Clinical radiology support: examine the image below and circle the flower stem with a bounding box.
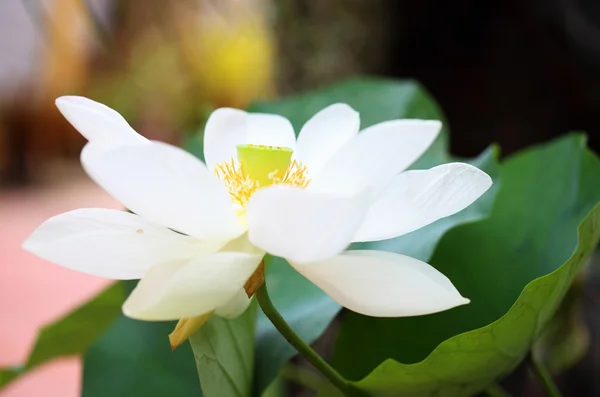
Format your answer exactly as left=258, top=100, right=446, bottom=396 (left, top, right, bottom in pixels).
left=255, top=282, right=360, bottom=396
left=529, top=354, right=563, bottom=397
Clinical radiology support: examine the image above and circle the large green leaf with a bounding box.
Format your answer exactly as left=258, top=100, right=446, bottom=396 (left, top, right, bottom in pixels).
left=0, top=282, right=124, bottom=389
left=81, top=281, right=201, bottom=397
left=331, top=135, right=600, bottom=396
left=190, top=302, right=258, bottom=397
left=249, top=77, right=499, bottom=394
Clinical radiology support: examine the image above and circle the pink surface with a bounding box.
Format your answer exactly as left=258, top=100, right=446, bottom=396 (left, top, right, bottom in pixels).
left=0, top=174, right=121, bottom=397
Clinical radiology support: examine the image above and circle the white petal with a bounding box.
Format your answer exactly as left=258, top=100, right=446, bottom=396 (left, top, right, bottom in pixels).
left=82, top=141, right=243, bottom=241
left=55, top=96, right=148, bottom=147
left=309, top=120, right=441, bottom=197
left=247, top=185, right=369, bottom=264
left=214, top=234, right=262, bottom=318
left=291, top=250, right=469, bottom=317
left=204, top=108, right=248, bottom=171
left=295, top=103, right=359, bottom=177
left=220, top=232, right=265, bottom=256
left=246, top=113, right=296, bottom=149
left=122, top=252, right=263, bottom=320
left=22, top=208, right=214, bottom=279
left=353, top=162, right=493, bottom=242
left=214, top=289, right=252, bottom=318
left=203, top=108, right=295, bottom=171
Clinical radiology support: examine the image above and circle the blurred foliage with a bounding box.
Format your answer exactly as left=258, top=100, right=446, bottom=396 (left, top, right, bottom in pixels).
left=81, top=281, right=200, bottom=397
left=177, top=0, right=275, bottom=109
left=0, top=0, right=276, bottom=184
left=0, top=283, right=124, bottom=389
left=273, top=1, right=394, bottom=94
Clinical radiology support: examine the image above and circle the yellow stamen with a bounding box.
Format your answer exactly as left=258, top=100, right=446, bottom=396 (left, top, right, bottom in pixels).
left=214, top=159, right=257, bottom=207
left=274, top=159, right=310, bottom=188
left=214, top=144, right=310, bottom=207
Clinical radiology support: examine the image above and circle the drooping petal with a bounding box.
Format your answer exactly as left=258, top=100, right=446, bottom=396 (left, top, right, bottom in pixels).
left=203, top=108, right=295, bottom=171
left=214, top=288, right=252, bottom=318
left=220, top=232, right=265, bottom=255
left=81, top=141, right=243, bottom=241
left=55, top=96, right=148, bottom=147
left=291, top=250, right=469, bottom=317
left=122, top=252, right=263, bottom=320
left=294, top=103, right=359, bottom=177
left=309, top=120, right=441, bottom=197
left=22, top=208, right=214, bottom=279
left=354, top=162, right=493, bottom=242
left=247, top=185, right=369, bottom=264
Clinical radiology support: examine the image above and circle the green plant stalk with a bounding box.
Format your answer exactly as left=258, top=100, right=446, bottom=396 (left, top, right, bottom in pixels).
left=255, top=282, right=360, bottom=396
left=529, top=354, right=563, bottom=397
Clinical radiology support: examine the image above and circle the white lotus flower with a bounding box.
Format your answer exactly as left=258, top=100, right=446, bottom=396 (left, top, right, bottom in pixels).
left=23, top=97, right=492, bottom=327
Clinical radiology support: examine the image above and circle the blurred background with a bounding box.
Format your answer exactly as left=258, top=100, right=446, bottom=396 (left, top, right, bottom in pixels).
left=1, top=0, right=600, bottom=396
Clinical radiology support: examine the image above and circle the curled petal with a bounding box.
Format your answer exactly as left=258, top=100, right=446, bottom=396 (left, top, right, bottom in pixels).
left=123, top=252, right=263, bottom=321
left=55, top=96, right=148, bottom=147
left=354, top=162, right=493, bottom=242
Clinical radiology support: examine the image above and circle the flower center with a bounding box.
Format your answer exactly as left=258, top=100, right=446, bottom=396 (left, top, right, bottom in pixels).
left=237, top=144, right=293, bottom=186
left=214, top=144, right=310, bottom=207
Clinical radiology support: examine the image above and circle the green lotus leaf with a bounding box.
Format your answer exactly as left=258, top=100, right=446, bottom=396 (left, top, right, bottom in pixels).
left=330, top=134, right=600, bottom=397
left=190, top=302, right=257, bottom=397
left=81, top=281, right=201, bottom=397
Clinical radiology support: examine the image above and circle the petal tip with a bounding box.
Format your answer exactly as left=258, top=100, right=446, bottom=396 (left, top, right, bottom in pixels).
left=54, top=97, right=71, bottom=113
left=331, top=102, right=358, bottom=113
left=408, top=119, right=442, bottom=138
left=483, top=172, right=494, bottom=188
left=208, top=107, right=247, bottom=120
left=121, top=297, right=147, bottom=321
left=424, top=120, right=443, bottom=136
left=20, top=227, right=45, bottom=254
left=20, top=236, right=34, bottom=253
left=469, top=165, right=494, bottom=193
left=55, top=95, right=88, bottom=109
